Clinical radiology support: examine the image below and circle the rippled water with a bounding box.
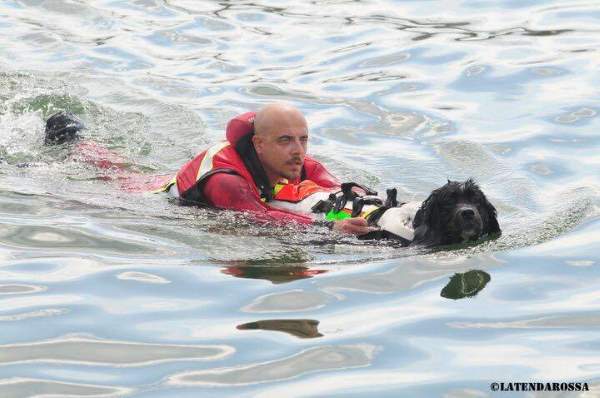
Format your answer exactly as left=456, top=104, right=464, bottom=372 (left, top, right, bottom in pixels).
left=1, top=0, right=599, bottom=396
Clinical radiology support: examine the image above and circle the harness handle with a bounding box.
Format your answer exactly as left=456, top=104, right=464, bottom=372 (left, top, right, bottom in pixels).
left=341, top=182, right=378, bottom=197
left=311, top=194, right=336, bottom=213
left=311, top=182, right=380, bottom=218
left=385, top=188, right=398, bottom=208
left=351, top=197, right=384, bottom=217
left=333, top=193, right=346, bottom=213
left=351, top=197, right=364, bottom=218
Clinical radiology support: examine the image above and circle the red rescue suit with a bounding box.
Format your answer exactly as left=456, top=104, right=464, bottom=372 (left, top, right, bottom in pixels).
left=173, top=112, right=339, bottom=224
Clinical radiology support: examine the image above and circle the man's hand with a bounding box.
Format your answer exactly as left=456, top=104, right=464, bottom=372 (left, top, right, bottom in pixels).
left=332, top=217, right=378, bottom=236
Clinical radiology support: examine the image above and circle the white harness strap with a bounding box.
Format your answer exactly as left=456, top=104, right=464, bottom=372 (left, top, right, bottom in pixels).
left=376, top=202, right=420, bottom=241
left=268, top=191, right=332, bottom=218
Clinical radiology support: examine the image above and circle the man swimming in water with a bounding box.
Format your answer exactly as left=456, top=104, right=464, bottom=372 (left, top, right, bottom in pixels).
left=45, top=103, right=375, bottom=236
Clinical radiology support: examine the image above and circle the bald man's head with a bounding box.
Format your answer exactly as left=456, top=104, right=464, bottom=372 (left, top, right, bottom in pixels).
left=254, top=103, right=307, bottom=137
left=252, top=103, right=309, bottom=185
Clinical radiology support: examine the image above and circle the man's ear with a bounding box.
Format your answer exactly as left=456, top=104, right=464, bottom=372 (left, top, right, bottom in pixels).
left=252, top=134, right=262, bottom=154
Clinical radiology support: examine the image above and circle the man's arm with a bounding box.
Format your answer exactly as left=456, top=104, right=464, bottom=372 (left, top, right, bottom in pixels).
left=202, top=173, right=376, bottom=235
left=202, top=173, right=315, bottom=225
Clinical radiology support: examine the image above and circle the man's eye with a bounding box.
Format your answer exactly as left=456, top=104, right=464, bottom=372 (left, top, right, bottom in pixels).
left=278, top=137, right=291, bottom=144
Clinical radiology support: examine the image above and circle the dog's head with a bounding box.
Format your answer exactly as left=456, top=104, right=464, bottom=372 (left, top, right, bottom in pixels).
left=412, top=179, right=500, bottom=247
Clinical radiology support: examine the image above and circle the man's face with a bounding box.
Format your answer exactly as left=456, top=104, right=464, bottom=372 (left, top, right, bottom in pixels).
left=253, top=126, right=308, bottom=182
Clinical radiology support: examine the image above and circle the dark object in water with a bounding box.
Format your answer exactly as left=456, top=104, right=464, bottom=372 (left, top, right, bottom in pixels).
left=441, top=270, right=491, bottom=300
left=44, top=111, right=85, bottom=145
left=237, top=319, right=323, bottom=339
left=222, top=265, right=326, bottom=284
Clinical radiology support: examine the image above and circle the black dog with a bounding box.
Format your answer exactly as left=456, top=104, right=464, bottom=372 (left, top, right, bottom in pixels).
left=348, top=179, right=500, bottom=247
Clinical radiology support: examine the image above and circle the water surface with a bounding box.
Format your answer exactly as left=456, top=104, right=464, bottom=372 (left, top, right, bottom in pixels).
left=0, top=0, right=599, bottom=396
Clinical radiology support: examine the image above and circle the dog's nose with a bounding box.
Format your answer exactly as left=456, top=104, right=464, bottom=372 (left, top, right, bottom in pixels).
left=460, top=208, right=475, bottom=220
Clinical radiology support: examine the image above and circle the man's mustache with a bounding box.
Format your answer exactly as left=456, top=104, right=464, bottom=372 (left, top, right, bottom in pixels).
left=286, top=157, right=303, bottom=165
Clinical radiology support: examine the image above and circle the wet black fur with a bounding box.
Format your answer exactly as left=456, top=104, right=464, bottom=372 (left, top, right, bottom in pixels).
left=411, top=179, right=501, bottom=247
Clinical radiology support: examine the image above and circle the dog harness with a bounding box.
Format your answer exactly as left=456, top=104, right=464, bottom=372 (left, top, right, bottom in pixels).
left=269, top=182, right=417, bottom=244
left=269, top=181, right=406, bottom=224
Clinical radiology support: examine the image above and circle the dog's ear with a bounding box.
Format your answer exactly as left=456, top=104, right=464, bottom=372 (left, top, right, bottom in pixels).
left=412, top=192, right=442, bottom=246
left=473, top=185, right=501, bottom=235
left=412, top=224, right=430, bottom=245
left=482, top=198, right=501, bottom=235
left=465, top=179, right=501, bottom=236
left=413, top=191, right=438, bottom=228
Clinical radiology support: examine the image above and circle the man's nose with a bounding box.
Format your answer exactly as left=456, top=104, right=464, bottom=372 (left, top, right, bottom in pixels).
left=291, top=138, right=305, bottom=154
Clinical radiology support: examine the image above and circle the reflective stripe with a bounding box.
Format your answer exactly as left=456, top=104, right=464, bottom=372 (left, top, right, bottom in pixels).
left=150, top=176, right=177, bottom=194
left=272, top=179, right=291, bottom=197
left=361, top=206, right=379, bottom=219
left=197, top=141, right=231, bottom=181
left=168, top=182, right=179, bottom=198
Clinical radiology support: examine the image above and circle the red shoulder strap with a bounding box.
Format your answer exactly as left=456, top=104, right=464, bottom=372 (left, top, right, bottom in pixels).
left=274, top=180, right=333, bottom=203
left=226, top=112, right=256, bottom=145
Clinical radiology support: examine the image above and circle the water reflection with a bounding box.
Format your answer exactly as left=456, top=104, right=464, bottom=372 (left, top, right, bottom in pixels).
left=168, top=344, right=376, bottom=386
left=0, top=379, right=130, bottom=398
left=0, top=336, right=234, bottom=366
left=1, top=0, right=600, bottom=396
left=440, top=270, right=491, bottom=300
left=237, top=319, right=323, bottom=339
left=222, top=264, right=326, bottom=284
left=244, top=289, right=331, bottom=313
